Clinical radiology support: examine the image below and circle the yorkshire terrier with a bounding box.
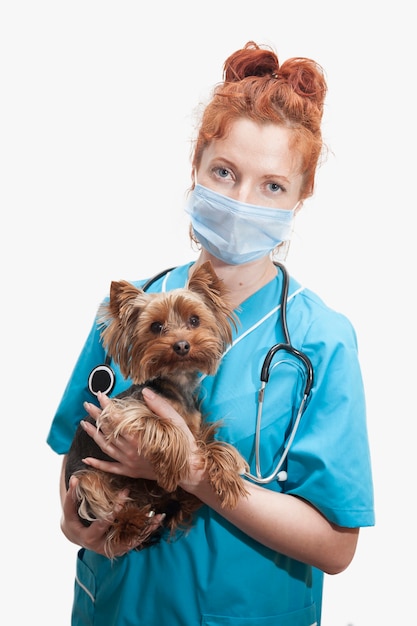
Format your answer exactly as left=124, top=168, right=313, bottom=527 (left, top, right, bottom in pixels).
left=65, top=261, right=249, bottom=558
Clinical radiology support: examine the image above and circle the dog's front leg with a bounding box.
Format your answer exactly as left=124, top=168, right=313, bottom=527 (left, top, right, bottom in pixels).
left=98, top=398, right=194, bottom=493
left=138, top=413, right=193, bottom=493
left=202, top=440, right=250, bottom=509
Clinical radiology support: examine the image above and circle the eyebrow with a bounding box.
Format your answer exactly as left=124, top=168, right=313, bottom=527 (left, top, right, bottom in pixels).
left=209, top=156, right=293, bottom=181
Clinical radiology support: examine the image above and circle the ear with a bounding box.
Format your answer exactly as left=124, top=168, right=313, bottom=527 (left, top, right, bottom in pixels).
left=97, top=281, right=146, bottom=375
left=187, top=261, right=227, bottom=301
left=107, top=280, right=144, bottom=319
left=187, top=261, right=238, bottom=343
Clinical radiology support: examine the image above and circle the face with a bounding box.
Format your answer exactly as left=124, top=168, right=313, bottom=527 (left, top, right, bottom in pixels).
left=196, top=118, right=304, bottom=212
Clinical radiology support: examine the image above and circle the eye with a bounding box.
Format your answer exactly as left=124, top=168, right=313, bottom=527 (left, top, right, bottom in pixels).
left=188, top=315, right=200, bottom=328
left=150, top=321, right=164, bottom=334
left=267, top=182, right=286, bottom=194
left=213, top=166, right=232, bottom=180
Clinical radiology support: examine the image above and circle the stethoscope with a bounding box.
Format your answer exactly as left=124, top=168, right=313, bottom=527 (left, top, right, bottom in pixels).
left=88, top=262, right=314, bottom=484
left=244, top=262, right=314, bottom=484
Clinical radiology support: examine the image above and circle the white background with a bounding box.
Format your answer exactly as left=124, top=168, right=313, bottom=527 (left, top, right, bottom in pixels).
left=1, top=1, right=415, bottom=624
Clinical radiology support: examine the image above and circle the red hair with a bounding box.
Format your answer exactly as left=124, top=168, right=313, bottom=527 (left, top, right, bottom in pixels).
left=192, top=41, right=328, bottom=198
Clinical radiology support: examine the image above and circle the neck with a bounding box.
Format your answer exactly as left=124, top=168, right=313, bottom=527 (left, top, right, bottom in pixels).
left=191, top=252, right=278, bottom=308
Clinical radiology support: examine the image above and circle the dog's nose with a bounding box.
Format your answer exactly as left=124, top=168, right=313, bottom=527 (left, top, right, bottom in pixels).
left=173, top=340, right=190, bottom=356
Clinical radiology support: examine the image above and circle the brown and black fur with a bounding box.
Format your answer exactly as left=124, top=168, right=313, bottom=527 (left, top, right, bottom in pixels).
left=65, top=261, right=249, bottom=558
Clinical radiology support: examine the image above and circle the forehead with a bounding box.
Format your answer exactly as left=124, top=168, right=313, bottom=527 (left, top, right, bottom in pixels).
left=201, top=118, right=302, bottom=178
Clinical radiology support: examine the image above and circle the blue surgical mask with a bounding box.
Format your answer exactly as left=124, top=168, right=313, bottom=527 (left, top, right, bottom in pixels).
left=185, top=184, right=296, bottom=265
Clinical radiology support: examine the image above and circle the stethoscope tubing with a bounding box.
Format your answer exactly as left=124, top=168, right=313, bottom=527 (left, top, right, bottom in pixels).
left=245, top=262, right=314, bottom=484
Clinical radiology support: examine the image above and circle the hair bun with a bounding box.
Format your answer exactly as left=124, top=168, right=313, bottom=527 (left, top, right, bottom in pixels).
left=278, top=57, right=327, bottom=108
left=223, top=42, right=326, bottom=109
left=223, top=41, right=279, bottom=82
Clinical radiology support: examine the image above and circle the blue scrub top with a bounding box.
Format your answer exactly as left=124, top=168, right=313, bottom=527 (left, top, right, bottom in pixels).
left=47, top=262, right=374, bottom=626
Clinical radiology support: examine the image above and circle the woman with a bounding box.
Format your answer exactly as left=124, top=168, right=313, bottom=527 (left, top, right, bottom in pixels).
left=48, top=41, right=374, bottom=625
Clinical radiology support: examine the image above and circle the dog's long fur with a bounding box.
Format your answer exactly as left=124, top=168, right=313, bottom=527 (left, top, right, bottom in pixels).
left=65, top=261, right=249, bottom=558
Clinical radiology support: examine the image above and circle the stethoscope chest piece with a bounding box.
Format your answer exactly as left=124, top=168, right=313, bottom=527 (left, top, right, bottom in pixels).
left=88, top=361, right=115, bottom=396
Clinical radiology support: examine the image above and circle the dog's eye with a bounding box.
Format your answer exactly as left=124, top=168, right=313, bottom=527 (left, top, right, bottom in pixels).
left=150, top=321, right=164, bottom=334
left=188, top=315, right=200, bottom=328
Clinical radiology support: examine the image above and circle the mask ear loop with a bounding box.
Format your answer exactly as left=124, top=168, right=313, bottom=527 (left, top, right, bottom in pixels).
left=273, top=200, right=301, bottom=262
left=189, top=168, right=200, bottom=249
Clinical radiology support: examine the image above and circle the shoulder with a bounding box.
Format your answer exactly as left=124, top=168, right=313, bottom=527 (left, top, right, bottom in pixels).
left=288, top=277, right=359, bottom=350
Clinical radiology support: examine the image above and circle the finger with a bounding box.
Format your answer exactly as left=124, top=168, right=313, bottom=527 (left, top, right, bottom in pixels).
left=80, top=418, right=104, bottom=442
left=97, top=391, right=112, bottom=409
left=81, top=418, right=140, bottom=460
left=65, top=477, right=106, bottom=524
left=80, top=420, right=123, bottom=460
left=142, top=387, right=196, bottom=444
left=130, top=512, right=167, bottom=551
left=84, top=395, right=114, bottom=436
left=64, top=476, right=83, bottom=521
left=83, top=401, right=102, bottom=423
left=147, top=512, right=166, bottom=533
left=65, top=479, right=126, bottom=553
left=83, top=498, right=163, bottom=557
left=64, top=479, right=113, bottom=541
left=141, top=387, right=177, bottom=417
left=142, top=387, right=189, bottom=427
left=82, top=456, right=126, bottom=475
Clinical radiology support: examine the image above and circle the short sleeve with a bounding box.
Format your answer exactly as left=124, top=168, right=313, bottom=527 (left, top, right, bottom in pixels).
left=285, top=306, right=375, bottom=527
left=46, top=317, right=106, bottom=454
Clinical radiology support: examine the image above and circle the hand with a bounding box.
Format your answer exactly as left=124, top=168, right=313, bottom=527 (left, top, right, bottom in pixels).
left=82, top=389, right=205, bottom=492
left=62, top=476, right=165, bottom=556
left=140, top=387, right=207, bottom=493
left=81, top=392, right=157, bottom=480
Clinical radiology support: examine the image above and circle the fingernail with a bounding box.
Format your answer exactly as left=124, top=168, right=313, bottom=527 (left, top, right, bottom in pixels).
left=147, top=510, right=155, bottom=518
left=142, top=387, right=155, bottom=400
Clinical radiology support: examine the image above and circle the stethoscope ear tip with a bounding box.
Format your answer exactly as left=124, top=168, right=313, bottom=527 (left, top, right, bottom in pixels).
left=277, top=471, right=287, bottom=482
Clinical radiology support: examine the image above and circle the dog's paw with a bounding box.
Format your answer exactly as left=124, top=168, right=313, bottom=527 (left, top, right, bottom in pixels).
left=140, top=418, right=193, bottom=492
left=203, top=442, right=250, bottom=508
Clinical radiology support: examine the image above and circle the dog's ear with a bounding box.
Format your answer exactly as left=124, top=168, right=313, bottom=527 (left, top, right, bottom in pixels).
left=187, top=261, right=225, bottom=297
left=98, top=280, right=148, bottom=377
left=100, top=280, right=144, bottom=328
left=107, top=280, right=143, bottom=318
left=187, top=261, right=238, bottom=343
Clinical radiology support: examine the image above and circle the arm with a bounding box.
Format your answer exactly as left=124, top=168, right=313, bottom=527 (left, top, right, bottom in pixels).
left=81, top=389, right=358, bottom=573
left=185, top=466, right=358, bottom=575
left=142, top=389, right=358, bottom=575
